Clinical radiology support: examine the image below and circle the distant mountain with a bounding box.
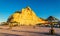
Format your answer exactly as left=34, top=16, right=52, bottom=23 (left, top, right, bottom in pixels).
left=46, top=16, right=59, bottom=22
left=7, top=6, right=47, bottom=25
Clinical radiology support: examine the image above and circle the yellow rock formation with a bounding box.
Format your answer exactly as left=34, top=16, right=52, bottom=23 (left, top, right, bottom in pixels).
left=7, top=6, right=46, bottom=25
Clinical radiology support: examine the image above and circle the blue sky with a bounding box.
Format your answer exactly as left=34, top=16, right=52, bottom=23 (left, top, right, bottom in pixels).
left=0, top=0, right=60, bottom=22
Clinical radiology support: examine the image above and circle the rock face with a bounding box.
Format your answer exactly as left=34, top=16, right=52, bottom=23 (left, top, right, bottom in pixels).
left=7, top=6, right=46, bottom=25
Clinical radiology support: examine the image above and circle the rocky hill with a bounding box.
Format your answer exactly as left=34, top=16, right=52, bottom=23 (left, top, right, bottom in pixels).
left=7, top=6, right=47, bottom=25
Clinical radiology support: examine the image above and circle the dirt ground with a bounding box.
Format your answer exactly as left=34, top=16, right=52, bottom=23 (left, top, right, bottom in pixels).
left=0, top=26, right=60, bottom=36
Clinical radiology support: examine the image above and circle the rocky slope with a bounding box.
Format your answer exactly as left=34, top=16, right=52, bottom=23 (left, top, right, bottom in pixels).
left=7, top=6, right=47, bottom=25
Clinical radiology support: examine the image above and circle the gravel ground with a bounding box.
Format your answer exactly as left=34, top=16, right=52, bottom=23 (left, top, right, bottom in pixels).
left=0, top=26, right=60, bottom=36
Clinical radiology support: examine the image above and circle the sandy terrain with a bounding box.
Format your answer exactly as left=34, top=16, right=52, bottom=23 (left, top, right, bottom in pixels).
left=0, top=26, right=60, bottom=36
